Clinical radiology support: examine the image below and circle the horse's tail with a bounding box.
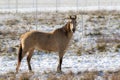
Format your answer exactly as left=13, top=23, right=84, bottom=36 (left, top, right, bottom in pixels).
left=18, top=43, right=22, bottom=62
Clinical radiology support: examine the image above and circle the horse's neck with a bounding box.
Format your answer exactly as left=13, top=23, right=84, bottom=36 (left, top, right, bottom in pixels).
left=54, top=22, right=71, bottom=35
left=64, top=22, right=70, bottom=27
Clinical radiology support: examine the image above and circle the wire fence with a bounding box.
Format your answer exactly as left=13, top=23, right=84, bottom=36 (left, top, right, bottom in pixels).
left=0, top=0, right=119, bottom=28
left=0, top=0, right=120, bottom=12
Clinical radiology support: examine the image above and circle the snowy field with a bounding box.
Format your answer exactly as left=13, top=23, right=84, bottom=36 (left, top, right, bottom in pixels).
left=1, top=6, right=120, bottom=13
left=0, top=6, right=120, bottom=79
left=0, top=0, right=120, bottom=8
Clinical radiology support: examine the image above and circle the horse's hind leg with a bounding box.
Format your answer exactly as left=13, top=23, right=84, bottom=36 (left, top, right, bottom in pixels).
left=27, top=49, right=34, bottom=72
left=16, top=50, right=27, bottom=73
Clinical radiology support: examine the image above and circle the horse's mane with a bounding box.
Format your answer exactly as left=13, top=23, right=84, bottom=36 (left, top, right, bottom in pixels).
left=54, top=22, right=71, bottom=37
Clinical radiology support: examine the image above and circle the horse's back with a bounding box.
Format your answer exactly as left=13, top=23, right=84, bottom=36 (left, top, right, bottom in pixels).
left=21, top=31, right=53, bottom=40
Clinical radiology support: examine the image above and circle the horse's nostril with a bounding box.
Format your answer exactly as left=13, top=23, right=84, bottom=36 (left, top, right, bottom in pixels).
left=73, top=28, right=75, bottom=32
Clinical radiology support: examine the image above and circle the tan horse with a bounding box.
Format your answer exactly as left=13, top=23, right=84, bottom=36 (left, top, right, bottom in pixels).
left=16, top=15, right=77, bottom=73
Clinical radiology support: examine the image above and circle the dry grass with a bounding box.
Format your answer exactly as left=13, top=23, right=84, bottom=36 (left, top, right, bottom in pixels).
left=47, top=71, right=74, bottom=80
left=95, top=36, right=120, bottom=52
left=76, top=46, right=82, bottom=56
left=86, top=31, right=102, bottom=37
left=0, top=72, right=15, bottom=80
left=47, top=71, right=97, bottom=80
left=77, top=49, right=82, bottom=56
left=115, top=44, right=120, bottom=49
left=4, top=19, right=19, bottom=26
left=19, top=72, right=33, bottom=80
left=114, top=44, right=120, bottom=52
left=103, top=71, right=120, bottom=80
left=111, top=74, right=120, bottom=80
left=20, top=11, right=73, bottom=26
left=1, top=71, right=120, bottom=80
left=1, top=10, right=120, bottom=26
left=0, top=72, right=34, bottom=80
left=79, top=10, right=120, bottom=16
left=22, top=16, right=35, bottom=25
left=47, top=75, right=59, bottom=80
left=96, top=43, right=107, bottom=52
left=110, top=74, right=120, bottom=80
left=80, top=71, right=98, bottom=80
left=84, top=42, right=107, bottom=54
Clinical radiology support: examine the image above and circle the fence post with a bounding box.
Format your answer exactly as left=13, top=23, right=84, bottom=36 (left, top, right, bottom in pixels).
left=8, top=0, right=10, bottom=10
left=56, top=0, right=58, bottom=12
left=35, top=0, right=38, bottom=30
left=33, top=0, right=35, bottom=8
left=16, top=0, right=18, bottom=13
left=76, top=0, right=79, bottom=13
left=98, top=0, right=100, bottom=10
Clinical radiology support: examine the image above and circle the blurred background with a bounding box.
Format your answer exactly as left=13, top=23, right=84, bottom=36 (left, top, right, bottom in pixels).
left=0, top=0, right=120, bottom=12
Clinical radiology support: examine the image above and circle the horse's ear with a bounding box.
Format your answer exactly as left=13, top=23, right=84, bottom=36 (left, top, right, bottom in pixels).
left=70, top=15, right=73, bottom=19
left=74, top=15, right=77, bottom=19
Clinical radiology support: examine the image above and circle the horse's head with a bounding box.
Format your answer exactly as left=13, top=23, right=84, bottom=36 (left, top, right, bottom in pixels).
left=62, top=15, right=77, bottom=37
left=69, top=15, right=77, bottom=33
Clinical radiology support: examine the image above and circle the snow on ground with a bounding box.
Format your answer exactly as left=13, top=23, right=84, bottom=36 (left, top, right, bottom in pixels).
left=0, top=51, right=120, bottom=75
left=0, top=6, right=120, bottom=13
left=0, top=7, right=120, bottom=80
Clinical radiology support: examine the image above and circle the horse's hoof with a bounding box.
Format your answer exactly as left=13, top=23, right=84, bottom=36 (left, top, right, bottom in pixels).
left=29, top=70, right=34, bottom=74
left=15, top=71, right=18, bottom=74
left=15, top=70, right=18, bottom=74
left=57, top=69, right=62, bottom=73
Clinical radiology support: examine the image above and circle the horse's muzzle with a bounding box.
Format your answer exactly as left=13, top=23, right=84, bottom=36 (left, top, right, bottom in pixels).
left=73, top=28, right=76, bottom=33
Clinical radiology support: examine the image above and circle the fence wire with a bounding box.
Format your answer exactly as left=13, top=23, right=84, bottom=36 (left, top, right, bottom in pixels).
left=0, top=0, right=120, bottom=11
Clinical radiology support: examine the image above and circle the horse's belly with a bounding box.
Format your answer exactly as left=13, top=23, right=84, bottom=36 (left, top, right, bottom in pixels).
left=35, top=44, right=59, bottom=52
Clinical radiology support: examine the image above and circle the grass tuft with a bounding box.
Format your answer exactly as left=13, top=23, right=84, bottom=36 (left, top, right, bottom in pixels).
left=96, top=43, right=107, bottom=52
left=4, top=19, right=19, bottom=26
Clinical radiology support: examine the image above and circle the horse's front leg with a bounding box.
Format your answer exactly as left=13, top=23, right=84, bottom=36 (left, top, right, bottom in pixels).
left=57, top=51, right=65, bottom=72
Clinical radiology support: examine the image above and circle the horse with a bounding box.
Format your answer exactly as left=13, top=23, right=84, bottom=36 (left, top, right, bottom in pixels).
left=16, top=15, right=77, bottom=73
